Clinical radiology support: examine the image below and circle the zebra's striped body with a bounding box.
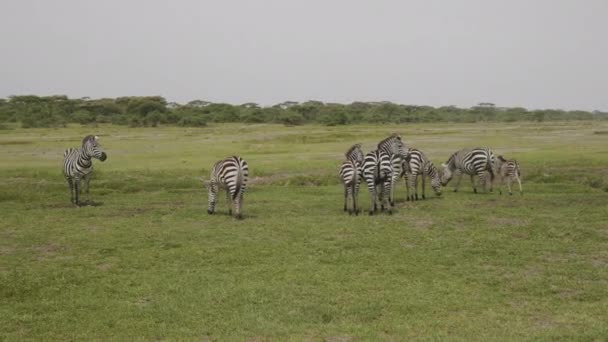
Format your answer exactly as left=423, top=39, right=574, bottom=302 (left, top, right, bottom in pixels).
left=377, top=134, right=408, bottom=206
left=339, top=144, right=364, bottom=215
left=496, top=155, right=523, bottom=195
left=62, top=135, right=107, bottom=205
left=441, top=147, right=495, bottom=193
left=362, top=150, right=393, bottom=215
left=207, top=156, right=249, bottom=219
left=401, top=148, right=442, bottom=201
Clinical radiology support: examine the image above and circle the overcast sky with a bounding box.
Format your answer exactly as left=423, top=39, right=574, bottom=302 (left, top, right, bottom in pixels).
left=1, top=0, right=606, bottom=110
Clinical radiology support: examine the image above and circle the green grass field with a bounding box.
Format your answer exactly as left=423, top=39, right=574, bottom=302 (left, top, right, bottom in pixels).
left=1, top=122, right=607, bottom=340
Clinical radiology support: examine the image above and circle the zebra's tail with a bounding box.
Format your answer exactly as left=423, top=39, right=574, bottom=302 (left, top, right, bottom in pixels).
left=234, top=157, right=244, bottom=200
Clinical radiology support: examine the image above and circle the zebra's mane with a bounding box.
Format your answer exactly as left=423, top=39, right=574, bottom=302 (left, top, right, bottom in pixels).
left=82, top=135, right=98, bottom=147
left=378, top=134, right=401, bottom=146
left=444, top=152, right=457, bottom=170
left=345, top=143, right=362, bottom=158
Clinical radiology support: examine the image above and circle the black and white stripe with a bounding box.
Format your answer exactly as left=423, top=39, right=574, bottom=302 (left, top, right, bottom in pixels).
left=339, top=144, right=364, bottom=215
left=401, top=148, right=442, bottom=201
left=62, top=135, right=107, bottom=205
left=377, top=134, right=408, bottom=205
left=362, top=149, right=393, bottom=215
left=440, top=147, right=495, bottom=193
left=496, top=155, right=523, bottom=195
left=206, top=156, right=249, bottom=219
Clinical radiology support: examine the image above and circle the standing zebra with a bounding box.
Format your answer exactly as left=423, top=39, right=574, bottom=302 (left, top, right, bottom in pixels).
left=377, top=134, right=408, bottom=205
left=62, top=135, right=107, bottom=206
left=362, top=149, right=393, bottom=215
left=440, top=147, right=496, bottom=193
left=401, top=148, right=442, bottom=201
left=339, top=143, right=364, bottom=215
left=206, top=156, right=249, bottom=219
left=496, top=155, right=523, bottom=195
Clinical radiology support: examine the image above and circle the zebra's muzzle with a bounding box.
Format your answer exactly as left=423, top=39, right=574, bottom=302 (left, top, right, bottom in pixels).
left=99, top=152, right=107, bottom=161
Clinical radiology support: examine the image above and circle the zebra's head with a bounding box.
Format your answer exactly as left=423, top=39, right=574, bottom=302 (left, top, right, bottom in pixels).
left=82, top=135, right=107, bottom=161
left=346, top=143, right=364, bottom=164
left=430, top=165, right=442, bottom=196
left=440, top=153, right=456, bottom=186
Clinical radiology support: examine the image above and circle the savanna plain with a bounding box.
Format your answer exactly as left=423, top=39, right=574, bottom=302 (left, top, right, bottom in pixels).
left=1, top=121, right=607, bottom=341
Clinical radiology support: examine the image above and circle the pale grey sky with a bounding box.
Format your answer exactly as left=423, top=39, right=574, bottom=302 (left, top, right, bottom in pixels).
left=1, top=0, right=607, bottom=110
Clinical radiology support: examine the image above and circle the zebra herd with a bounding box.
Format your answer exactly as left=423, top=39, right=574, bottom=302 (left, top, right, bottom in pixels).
left=62, top=134, right=522, bottom=219
left=339, top=134, right=523, bottom=216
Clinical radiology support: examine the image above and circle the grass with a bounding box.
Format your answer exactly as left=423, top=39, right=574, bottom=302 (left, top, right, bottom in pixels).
left=1, top=121, right=607, bottom=340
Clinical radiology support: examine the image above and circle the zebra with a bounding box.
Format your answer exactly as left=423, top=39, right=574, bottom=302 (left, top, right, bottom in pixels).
left=206, top=156, right=249, bottom=219
left=62, top=135, right=107, bottom=206
left=339, top=143, right=364, bottom=215
left=345, top=143, right=364, bottom=164
left=496, top=155, right=523, bottom=195
left=362, top=149, right=393, bottom=215
left=440, top=147, right=496, bottom=193
left=401, top=148, right=442, bottom=201
left=377, top=134, right=408, bottom=205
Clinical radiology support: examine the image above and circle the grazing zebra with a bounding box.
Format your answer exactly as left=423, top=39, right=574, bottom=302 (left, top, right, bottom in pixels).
left=401, top=148, right=442, bottom=201
left=206, top=156, right=249, bottom=219
left=496, top=155, right=523, bottom=195
left=62, top=135, right=107, bottom=206
left=377, top=134, right=408, bottom=205
left=362, top=149, right=393, bottom=215
left=440, top=147, right=496, bottom=193
left=340, top=143, right=364, bottom=215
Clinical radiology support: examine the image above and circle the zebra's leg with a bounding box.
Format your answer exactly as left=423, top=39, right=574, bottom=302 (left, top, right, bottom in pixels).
left=343, top=185, right=349, bottom=212
left=421, top=173, right=426, bottom=200
left=234, top=191, right=244, bottom=219
left=207, top=183, right=218, bottom=215
left=384, top=179, right=393, bottom=214
left=507, top=177, right=513, bottom=195
left=366, top=176, right=376, bottom=215
left=390, top=176, right=396, bottom=207
left=454, top=173, right=463, bottom=192
left=83, top=173, right=92, bottom=205
left=414, top=174, right=420, bottom=200
left=516, top=175, right=523, bottom=195
left=226, top=189, right=233, bottom=216
left=74, top=178, right=82, bottom=206
left=352, top=180, right=359, bottom=215
left=404, top=174, right=411, bottom=201
left=471, top=174, right=478, bottom=193
left=67, top=178, right=75, bottom=204
left=488, top=169, right=495, bottom=193
left=498, top=175, right=504, bottom=195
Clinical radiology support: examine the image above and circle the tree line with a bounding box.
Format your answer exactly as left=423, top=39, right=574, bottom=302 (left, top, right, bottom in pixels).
left=0, top=95, right=606, bottom=128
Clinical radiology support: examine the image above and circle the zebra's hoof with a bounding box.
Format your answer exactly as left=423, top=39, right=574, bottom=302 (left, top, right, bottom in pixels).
left=369, top=211, right=374, bottom=216
left=207, top=210, right=214, bottom=215
left=453, top=189, right=458, bottom=192
left=422, top=195, right=426, bottom=200
left=509, top=192, right=513, bottom=196
left=473, top=189, right=477, bottom=194
left=388, top=210, right=393, bottom=215
left=235, top=214, right=243, bottom=220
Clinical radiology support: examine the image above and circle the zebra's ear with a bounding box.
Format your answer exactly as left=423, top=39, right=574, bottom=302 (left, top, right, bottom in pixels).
left=441, top=163, right=447, bottom=168
left=94, top=135, right=99, bottom=141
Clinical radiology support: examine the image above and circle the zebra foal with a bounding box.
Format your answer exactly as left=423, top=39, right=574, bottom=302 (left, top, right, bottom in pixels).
left=205, top=156, right=249, bottom=219
left=401, top=148, right=442, bottom=201
left=440, top=147, right=495, bottom=193
left=339, top=143, right=364, bottom=215
left=496, top=155, right=523, bottom=195
left=62, top=135, right=107, bottom=206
